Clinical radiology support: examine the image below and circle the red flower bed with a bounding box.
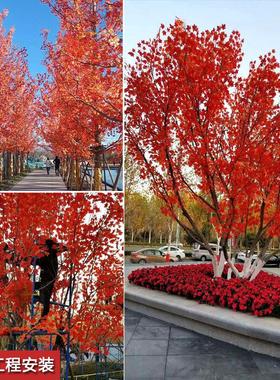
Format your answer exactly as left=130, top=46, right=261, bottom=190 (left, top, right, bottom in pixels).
left=128, top=264, right=280, bottom=317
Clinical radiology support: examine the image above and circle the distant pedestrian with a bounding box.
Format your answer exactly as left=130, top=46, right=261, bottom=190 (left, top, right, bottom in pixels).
left=53, top=156, right=61, bottom=176
left=46, top=158, right=52, bottom=175
left=165, top=253, right=171, bottom=262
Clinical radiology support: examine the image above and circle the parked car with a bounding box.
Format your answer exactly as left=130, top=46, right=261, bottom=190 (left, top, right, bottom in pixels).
left=159, top=246, right=185, bottom=261
left=264, top=254, right=280, bottom=267
left=192, top=243, right=221, bottom=261
left=236, top=251, right=257, bottom=263
left=236, top=252, right=280, bottom=267
left=130, top=248, right=178, bottom=264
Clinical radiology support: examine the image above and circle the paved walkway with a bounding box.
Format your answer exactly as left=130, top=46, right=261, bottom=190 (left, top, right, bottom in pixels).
left=125, top=309, right=280, bottom=380
left=11, top=170, right=67, bottom=192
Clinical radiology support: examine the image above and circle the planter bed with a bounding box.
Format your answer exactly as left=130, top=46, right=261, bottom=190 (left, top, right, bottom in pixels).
left=128, top=264, right=280, bottom=317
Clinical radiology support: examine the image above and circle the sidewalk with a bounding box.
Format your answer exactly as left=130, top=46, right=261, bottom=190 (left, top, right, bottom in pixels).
left=11, top=170, right=67, bottom=191
left=125, top=309, right=280, bottom=380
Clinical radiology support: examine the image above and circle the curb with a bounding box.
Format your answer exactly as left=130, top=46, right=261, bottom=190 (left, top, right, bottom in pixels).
left=126, top=281, right=280, bottom=358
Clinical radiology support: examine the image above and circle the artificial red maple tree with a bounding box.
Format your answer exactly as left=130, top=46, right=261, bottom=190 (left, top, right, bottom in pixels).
left=126, top=19, right=280, bottom=280
left=0, top=10, right=36, bottom=178
left=0, top=2, right=122, bottom=190
left=0, top=193, right=123, bottom=351
left=39, top=0, right=123, bottom=190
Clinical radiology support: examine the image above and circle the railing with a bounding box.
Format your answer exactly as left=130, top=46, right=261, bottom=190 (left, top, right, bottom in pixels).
left=80, top=160, right=123, bottom=191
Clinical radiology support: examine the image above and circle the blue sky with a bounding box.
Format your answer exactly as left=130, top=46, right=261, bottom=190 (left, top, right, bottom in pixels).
left=124, top=0, right=280, bottom=76
left=1, top=0, right=59, bottom=76
left=1, top=0, right=279, bottom=78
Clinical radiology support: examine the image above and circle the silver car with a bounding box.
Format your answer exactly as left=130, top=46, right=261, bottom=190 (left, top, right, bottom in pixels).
left=192, top=243, right=219, bottom=261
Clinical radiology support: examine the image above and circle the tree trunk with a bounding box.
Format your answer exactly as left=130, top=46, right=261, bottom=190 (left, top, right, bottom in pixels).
left=2, top=152, right=6, bottom=180
left=12, top=153, right=15, bottom=176
left=168, top=232, right=172, bottom=245
left=65, top=157, right=70, bottom=183
left=131, top=230, right=134, bottom=242
left=148, top=229, right=152, bottom=244
left=75, top=158, right=81, bottom=190
left=7, top=152, right=11, bottom=179
left=13, top=152, right=19, bottom=176
left=67, top=158, right=75, bottom=190
left=20, top=153, right=24, bottom=173
left=0, top=154, right=3, bottom=182
left=93, top=131, right=102, bottom=191
left=144, top=231, right=147, bottom=242
left=61, top=157, right=65, bottom=180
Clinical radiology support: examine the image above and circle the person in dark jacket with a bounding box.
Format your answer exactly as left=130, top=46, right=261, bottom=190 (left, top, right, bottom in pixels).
left=53, top=156, right=61, bottom=176
left=37, top=239, right=59, bottom=316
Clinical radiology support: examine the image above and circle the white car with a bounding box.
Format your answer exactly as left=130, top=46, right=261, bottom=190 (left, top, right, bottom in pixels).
left=237, top=251, right=257, bottom=263
left=192, top=243, right=221, bottom=262
left=159, top=246, right=185, bottom=261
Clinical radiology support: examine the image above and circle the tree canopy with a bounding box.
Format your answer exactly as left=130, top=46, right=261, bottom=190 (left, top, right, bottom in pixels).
left=40, top=0, right=123, bottom=159
left=0, top=10, right=36, bottom=155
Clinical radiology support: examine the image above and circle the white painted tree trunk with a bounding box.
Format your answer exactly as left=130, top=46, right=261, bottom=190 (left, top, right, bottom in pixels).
left=148, top=229, right=152, bottom=244
left=211, top=255, right=218, bottom=277
left=241, top=256, right=252, bottom=277
left=248, top=258, right=265, bottom=280
left=212, top=237, right=240, bottom=279
left=211, top=254, right=265, bottom=281
left=216, top=237, right=225, bottom=278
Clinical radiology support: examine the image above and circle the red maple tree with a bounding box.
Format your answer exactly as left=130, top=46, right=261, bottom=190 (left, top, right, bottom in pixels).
left=39, top=0, right=123, bottom=190
left=0, top=10, right=36, bottom=176
left=0, top=193, right=123, bottom=351
left=126, top=20, right=280, bottom=280
left=0, top=2, right=122, bottom=189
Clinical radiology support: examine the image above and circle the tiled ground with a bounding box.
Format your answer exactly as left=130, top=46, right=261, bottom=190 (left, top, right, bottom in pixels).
left=125, top=309, right=280, bottom=380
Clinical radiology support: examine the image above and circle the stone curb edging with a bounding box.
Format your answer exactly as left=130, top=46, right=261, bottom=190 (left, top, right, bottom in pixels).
left=126, top=282, right=280, bottom=358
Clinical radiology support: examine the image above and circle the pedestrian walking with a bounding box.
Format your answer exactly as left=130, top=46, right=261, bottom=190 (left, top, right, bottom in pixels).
left=46, top=158, right=52, bottom=175
left=53, top=156, right=61, bottom=176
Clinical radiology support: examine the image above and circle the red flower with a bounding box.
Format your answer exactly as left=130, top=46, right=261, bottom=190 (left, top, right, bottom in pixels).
left=128, top=264, right=280, bottom=317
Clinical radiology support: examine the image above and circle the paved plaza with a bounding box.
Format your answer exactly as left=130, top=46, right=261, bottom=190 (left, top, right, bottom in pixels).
left=125, top=309, right=280, bottom=380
